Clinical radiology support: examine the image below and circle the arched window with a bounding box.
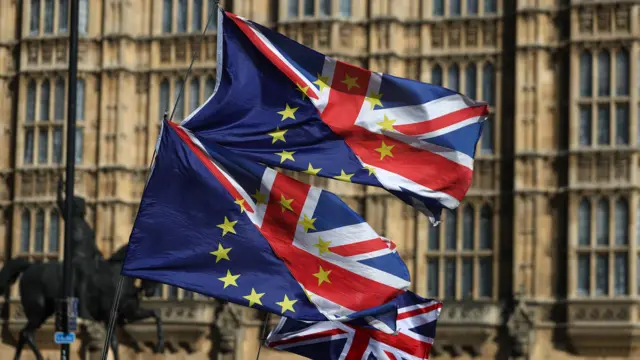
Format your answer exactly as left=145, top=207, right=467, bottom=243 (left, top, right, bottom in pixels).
left=462, top=205, right=474, bottom=250
left=597, top=50, right=610, bottom=96
left=174, top=79, right=185, bottom=121
left=339, top=0, right=351, bottom=16
left=162, top=0, right=172, bottom=32
left=49, top=210, right=59, bottom=252
left=38, top=127, right=48, bottom=163
left=467, top=0, right=478, bottom=14
left=24, top=129, right=34, bottom=164
left=479, top=204, right=492, bottom=249
left=614, top=198, right=628, bottom=245
left=577, top=254, right=589, bottom=296
left=30, top=0, right=40, bottom=35
left=192, top=0, right=203, bottom=31
left=431, top=65, right=443, bottom=86
left=177, top=0, right=187, bottom=32
left=480, top=115, right=493, bottom=154
left=447, top=64, right=459, bottom=92
left=596, top=198, right=609, bottom=246
left=428, top=223, right=439, bottom=250
left=288, top=0, right=299, bottom=17
left=579, top=51, right=592, bottom=97
left=304, top=0, right=314, bottom=16
left=44, top=0, right=54, bottom=33
left=615, top=49, right=629, bottom=96
left=482, top=62, right=495, bottom=106
left=75, top=129, right=83, bottom=164
left=597, top=104, right=609, bottom=145
left=485, top=0, right=496, bottom=13
left=320, top=0, right=331, bottom=16
left=205, top=76, right=215, bottom=98
left=616, top=104, right=628, bottom=145
left=54, top=78, right=65, bottom=120
left=76, top=79, right=85, bottom=121
left=78, top=0, right=88, bottom=34
left=461, top=257, right=472, bottom=298
left=465, top=63, right=477, bottom=99
left=159, top=79, right=170, bottom=118
left=427, top=258, right=439, bottom=297
left=26, top=80, right=36, bottom=122
left=577, top=199, right=591, bottom=246
left=34, top=210, right=45, bottom=252
left=445, top=208, right=457, bottom=250
left=450, top=0, right=461, bottom=16
left=189, top=78, right=200, bottom=113
left=614, top=252, right=627, bottom=295
left=579, top=105, right=592, bottom=146
left=53, top=127, right=62, bottom=164
left=59, top=0, right=69, bottom=32
left=595, top=254, right=608, bottom=296
left=40, top=81, right=50, bottom=121
left=433, top=0, right=444, bottom=16
left=21, top=210, right=31, bottom=252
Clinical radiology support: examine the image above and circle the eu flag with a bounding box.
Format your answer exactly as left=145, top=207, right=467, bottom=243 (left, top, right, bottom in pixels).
left=122, top=120, right=411, bottom=331
left=181, top=9, right=488, bottom=224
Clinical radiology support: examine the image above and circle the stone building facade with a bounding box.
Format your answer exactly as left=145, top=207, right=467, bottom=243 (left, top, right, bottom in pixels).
left=0, top=0, right=639, bottom=359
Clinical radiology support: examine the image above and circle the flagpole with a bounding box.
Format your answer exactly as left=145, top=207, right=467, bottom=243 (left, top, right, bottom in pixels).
left=60, top=0, right=79, bottom=359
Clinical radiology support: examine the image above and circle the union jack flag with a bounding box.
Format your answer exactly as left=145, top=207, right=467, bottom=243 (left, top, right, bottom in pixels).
left=123, top=120, right=410, bottom=331
left=266, top=291, right=443, bottom=360
left=182, top=9, right=489, bottom=224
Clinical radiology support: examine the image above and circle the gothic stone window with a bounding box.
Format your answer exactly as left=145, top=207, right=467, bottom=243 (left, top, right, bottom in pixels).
left=577, top=48, right=629, bottom=147
left=433, top=0, right=494, bottom=17
left=287, top=0, right=350, bottom=18
left=427, top=204, right=495, bottom=299
left=163, top=0, right=218, bottom=33
left=19, top=207, right=61, bottom=261
left=159, top=75, right=215, bottom=122
left=29, top=0, right=86, bottom=35
left=23, top=78, right=84, bottom=166
left=576, top=197, right=631, bottom=297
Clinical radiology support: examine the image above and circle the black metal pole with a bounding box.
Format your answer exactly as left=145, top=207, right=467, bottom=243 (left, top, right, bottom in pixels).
left=60, top=0, right=79, bottom=358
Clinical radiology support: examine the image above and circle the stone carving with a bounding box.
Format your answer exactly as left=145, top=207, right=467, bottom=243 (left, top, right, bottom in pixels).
left=614, top=7, right=629, bottom=32
left=175, top=42, right=186, bottom=62
left=506, top=296, right=534, bottom=358
left=160, top=41, right=171, bottom=63
left=571, top=305, right=630, bottom=322
left=27, top=44, right=38, bottom=64
left=596, top=8, right=610, bottom=32
left=578, top=8, right=593, bottom=34
left=431, top=25, right=443, bottom=48
left=41, top=44, right=52, bottom=63
left=483, top=23, right=496, bottom=46
left=466, top=25, right=478, bottom=46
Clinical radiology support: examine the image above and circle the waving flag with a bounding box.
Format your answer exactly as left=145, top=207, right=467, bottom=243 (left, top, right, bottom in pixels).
left=182, top=9, right=488, bottom=224
left=122, top=120, right=410, bottom=330
left=266, top=291, right=442, bottom=360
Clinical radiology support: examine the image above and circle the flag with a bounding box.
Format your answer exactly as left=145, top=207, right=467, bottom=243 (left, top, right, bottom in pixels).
left=122, top=120, right=411, bottom=330
left=181, top=9, right=489, bottom=224
left=266, top=291, right=442, bottom=360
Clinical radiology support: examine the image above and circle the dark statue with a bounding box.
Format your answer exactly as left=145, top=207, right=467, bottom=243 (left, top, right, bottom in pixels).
left=0, top=179, right=165, bottom=360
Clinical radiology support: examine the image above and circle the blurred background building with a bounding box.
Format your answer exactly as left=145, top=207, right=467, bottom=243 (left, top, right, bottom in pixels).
left=0, top=0, right=639, bottom=359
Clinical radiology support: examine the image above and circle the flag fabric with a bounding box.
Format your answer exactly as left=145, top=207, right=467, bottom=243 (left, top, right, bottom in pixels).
left=122, top=120, right=411, bottom=330
left=182, top=9, right=489, bottom=224
left=266, top=291, right=442, bottom=360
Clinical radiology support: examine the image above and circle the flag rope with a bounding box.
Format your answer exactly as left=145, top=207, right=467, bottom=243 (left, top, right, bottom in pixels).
left=256, top=312, right=271, bottom=360
left=99, top=2, right=221, bottom=359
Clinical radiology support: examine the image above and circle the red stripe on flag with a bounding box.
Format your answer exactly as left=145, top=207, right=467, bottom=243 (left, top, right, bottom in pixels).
left=397, top=302, right=443, bottom=321
left=351, top=326, right=431, bottom=358
left=344, top=329, right=371, bottom=360
left=169, top=122, right=254, bottom=213
left=268, top=328, right=347, bottom=348
left=321, top=62, right=472, bottom=201
left=384, top=351, right=398, bottom=360
left=393, top=105, right=489, bottom=136
left=330, top=238, right=389, bottom=257
left=226, top=12, right=319, bottom=100
left=259, top=173, right=404, bottom=311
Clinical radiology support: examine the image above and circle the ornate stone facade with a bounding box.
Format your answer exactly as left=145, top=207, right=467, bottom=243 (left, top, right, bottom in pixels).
left=1, top=0, right=640, bottom=359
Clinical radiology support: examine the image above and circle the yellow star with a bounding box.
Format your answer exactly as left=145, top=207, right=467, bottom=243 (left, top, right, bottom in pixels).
left=275, top=150, right=296, bottom=164
left=333, top=170, right=354, bottom=182
left=376, top=114, right=396, bottom=132
left=375, top=141, right=395, bottom=160
left=365, top=91, right=383, bottom=110
left=303, top=163, right=322, bottom=175
left=277, top=104, right=298, bottom=121
left=313, top=74, right=330, bottom=92
left=218, top=270, right=240, bottom=289
left=217, top=217, right=238, bottom=236
left=298, top=214, right=317, bottom=232
left=341, top=73, right=360, bottom=91
left=313, top=266, right=332, bottom=286
left=296, top=83, right=310, bottom=100
left=234, top=198, right=247, bottom=213
left=210, top=243, right=232, bottom=263
left=251, top=190, right=268, bottom=205
left=276, top=295, right=298, bottom=314
left=279, top=194, right=294, bottom=212
left=363, top=166, right=376, bottom=175
left=268, top=127, right=288, bottom=144
left=243, top=288, right=265, bottom=307
left=313, top=237, right=332, bottom=256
